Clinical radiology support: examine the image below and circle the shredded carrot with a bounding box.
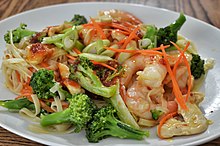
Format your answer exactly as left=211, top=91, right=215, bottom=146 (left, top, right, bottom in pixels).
left=172, top=42, right=190, bottom=76
left=117, top=39, right=126, bottom=45
left=39, top=100, right=54, bottom=113
left=160, top=45, right=188, bottom=110
left=16, top=94, right=54, bottom=113
left=72, top=48, right=81, bottom=54
left=66, top=54, right=76, bottom=61
left=110, top=23, right=132, bottom=33
left=121, top=26, right=140, bottom=50
left=115, top=29, right=130, bottom=35
left=157, top=111, right=178, bottom=139
left=20, top=79, right=33, bottom=95
left=28, top=67, right=36, bottom=73
left=61, top=101, right=69, bottom=110
left=171, top=41, right=192, bottom=102
left=90, top=18, right=106, bottom=39
left=91, top=60, right=117, bottom=71
left=104, top=46, right=168, bottom=56
left=15, top=71, right=21, bottom=83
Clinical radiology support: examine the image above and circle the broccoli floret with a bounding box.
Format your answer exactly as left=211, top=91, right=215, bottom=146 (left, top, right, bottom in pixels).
left=190, top=54, right=205, bottom=79
left=157, top=12, right=186, bottom=46
left=40, top=93, right=96, bottom=132
left=0, top=98, right=34, bottom=111
left=86, top=104, right=149, bottom=143
left=71, top=14, right=88, bottom=26
left=4, top=23, right=35, bottom=44
left=30, top=69, right=56, bottom=99
left=142, top=13, right=186, bottom=48
left=69, top=56, right=117, bottom=98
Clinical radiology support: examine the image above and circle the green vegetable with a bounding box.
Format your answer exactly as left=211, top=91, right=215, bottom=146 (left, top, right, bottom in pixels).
left=40, top=93, right=96, bottom=132
left=42, top=26, right=78, bottom=51
left=109, top=82, right=139, bottom=129
left=150, top=109, right=164, bottom=120
left=86, top=104, right=149, bottom=143
left=30, top=69, right=56, bottom=99
left=71, top=14, right=88, bottom=26
left=0, top=98, right=34, bottom=111
left=142, top=13, right=186, bottom=48
left=157, top=12, right=186, bottom=47
left=142, top=25, right=157, bottom=48
left=4, top=23, right=35, bottom=44
left=69, top=56, right=117, bottom=98
left=190, top=54, right=205, bottom=79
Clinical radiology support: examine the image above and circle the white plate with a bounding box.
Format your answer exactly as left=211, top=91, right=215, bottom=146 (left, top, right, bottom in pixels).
left=0, top=2, right=220, bottom=146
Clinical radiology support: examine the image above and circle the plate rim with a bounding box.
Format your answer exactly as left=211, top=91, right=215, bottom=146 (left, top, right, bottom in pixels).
left=0, top=2, right=219, bottom=146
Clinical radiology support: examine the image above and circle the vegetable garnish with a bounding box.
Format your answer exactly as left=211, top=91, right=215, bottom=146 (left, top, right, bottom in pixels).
left=104, top=45, right=170, bottom=56
left=120, top=26, right=140, bottom=50
left=171, top=41, right=192, bottom=101
left=91, top=60, right=117, bottom=72
left=160, top=44, right=188, bottom=110
left=157, top=111, right=178, bottom=139
left=90, top=18, right=106, bottom=39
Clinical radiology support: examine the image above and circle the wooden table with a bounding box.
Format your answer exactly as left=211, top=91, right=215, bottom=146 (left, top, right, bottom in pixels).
left=0, top=0, right=219, bottom=145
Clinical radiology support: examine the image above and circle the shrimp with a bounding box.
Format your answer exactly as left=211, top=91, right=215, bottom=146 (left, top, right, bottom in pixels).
left=158, top=102, right=209, bottom=138
left=98, top=9, right=142, bottom=25
left=120, top=54, right=177, bottom=121
left=163, top=65, right=192, bottom=93
left=25, top=43, right=54, bottom=65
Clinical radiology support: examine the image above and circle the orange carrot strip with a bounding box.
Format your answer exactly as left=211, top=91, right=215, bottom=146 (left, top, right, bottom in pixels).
left=171, top=41, right=192, bottom=102
left=115, top=29, right=130, bottom=35
left=117, top=39, right=126, bottom=45
left=16, top=93, right=54, bottom=113
left=91, top=18, right=106, bottom=39
left=172, top=42, right=190, bottom=76
left=160, top=45, right=188, bottom=110
left=104, top=46, right=166, bottom=56
left=15, top=71, right=21, bottom=83
left=39, top=100, right=54, bottom=113
left=61, top=101, right=69, bottom=109
left=72, top=48, right=81, bottom=54
left=111, top=23, right=132, bottom=33
left=91, top=60, right=117, bottom=71
left=66, top=54, right=76, bottom=61
left=121, top=26, right=140, bottom=50
left=157, top=111, right=178, bottom=139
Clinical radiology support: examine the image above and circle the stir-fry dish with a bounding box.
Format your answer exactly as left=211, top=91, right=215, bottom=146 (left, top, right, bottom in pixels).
left=0, top=9, right=214, bottom=142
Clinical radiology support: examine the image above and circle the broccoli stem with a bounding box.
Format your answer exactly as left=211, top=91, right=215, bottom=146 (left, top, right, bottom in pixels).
left=0, top=98, right=34, bottom=110
left=88, top=114, right=149, bottom=143
left=41, top=108, right=71, bottom=127
left=106, top=117, right=149, bottom=140
left=170, top=12, right=186, bottom=33
left=74, top=71, right=116, bottom=98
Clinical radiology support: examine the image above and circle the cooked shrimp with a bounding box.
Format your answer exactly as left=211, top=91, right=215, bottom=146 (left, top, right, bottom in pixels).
left=25, top=43, right=54, bottom=65
left=120, top=54, right=177, bottom=121
left=158, top=102, right=209, bottom=138
left=163, top=65, right=190, bottom=89
left=98, top=9, right=142, bottom=25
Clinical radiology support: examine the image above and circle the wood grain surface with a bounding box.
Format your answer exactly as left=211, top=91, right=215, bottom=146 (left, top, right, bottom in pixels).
left=0, top=0, right=220, bottom=145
